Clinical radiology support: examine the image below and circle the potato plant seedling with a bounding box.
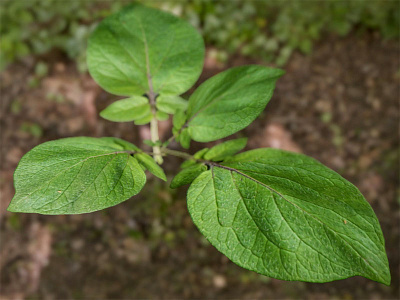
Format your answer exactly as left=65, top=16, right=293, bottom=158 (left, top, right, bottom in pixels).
left=8, top=3, right=390, bottom=285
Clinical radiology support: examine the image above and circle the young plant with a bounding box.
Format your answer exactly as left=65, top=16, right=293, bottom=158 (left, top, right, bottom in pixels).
left=7, top=4, right=390, bottom=285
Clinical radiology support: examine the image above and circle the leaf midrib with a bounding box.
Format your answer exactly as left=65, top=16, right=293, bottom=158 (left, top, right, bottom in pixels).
left=187, top=73, right=274, bottom=125
left=14, top=151, right=133, bottom=204
left=231, top=163, right=381, bottom=243
left=211, top=163, right=385, bottom=283
left=227, top=168, right=352, bottom=276
left=42, top=154, right=131, bottom=213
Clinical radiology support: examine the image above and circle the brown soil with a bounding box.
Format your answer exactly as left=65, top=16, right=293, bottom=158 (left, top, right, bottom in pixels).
left=0, top=33, right=399, bottom=299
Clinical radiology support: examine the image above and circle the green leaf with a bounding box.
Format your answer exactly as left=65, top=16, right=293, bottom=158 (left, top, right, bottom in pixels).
left=138, top=163, right=146, bottom=171
left=87, top=3, right=205, bottom=96
left=143, top=139, right=156, bottom=147
left=8, top=137, right=146, bottom=215
left=134, top=111, right=153, bottom=125
left=187, top=148, right=390, bottom=285
left=100, top=137, right=139, bottom=151
left=135, top=153, right=167, bottom=181
left=143, top=140, right=162, bottom=147
left=179, top=128, right=191, bottom=149
left=100, top=96, right=150, bottom=122
left=186, top=65, right=284, bottom=142
left=204, top=137, right=247, bottom=161
left=180, top=149, right=209, bottom=169
left=194, top=148, right=209, bottom=159
left=180, top=159, right=196, bottom=169
left=156, top=95, right=188, bottom=114
left=170, top=164, right=207, bottom=189
left=156, top=111, right=169, bottom=121
left=173, top=109, right=187, bottom=131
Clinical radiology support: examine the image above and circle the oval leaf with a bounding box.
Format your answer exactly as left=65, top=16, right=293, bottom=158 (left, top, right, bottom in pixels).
left=203, top=137, right=247, bottom=161
left=100, top=96, right=150, bottom=122
left=156, top=111, right=169, bottom=121
left=170, top=163, right=207, bottom=189
left=187, top=148, right=390, bottom=284
left=135, top=153, right=167, bottom=181
left=180, top=159, right=196, bottom=169
left=179, top=149, right=209, bottom=169
left=134, top=111, right=153, bottom=125
left=194, top=148, right=210, bottom=159
left=186, top=65, right=284, bottom=142
left=87, top=3, right=205, bottom=96
left=179, top=128, right=191, bottom=149
left=156, top=95, right=188, bottom=114
left=173, top=109, right=187, bottom=131
left=8, top=137, right=146, bottom=214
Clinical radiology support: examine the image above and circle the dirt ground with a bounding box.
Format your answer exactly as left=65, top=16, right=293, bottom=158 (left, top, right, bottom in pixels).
left=0, top=32, right=399, bottom=299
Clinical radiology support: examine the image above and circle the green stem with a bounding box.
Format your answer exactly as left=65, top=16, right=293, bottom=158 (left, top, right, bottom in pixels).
left=161, top=148, right=213, bottom=167
left=161, top=148, right=194, bottom=161
left=161, top=134, right=175, bottom=151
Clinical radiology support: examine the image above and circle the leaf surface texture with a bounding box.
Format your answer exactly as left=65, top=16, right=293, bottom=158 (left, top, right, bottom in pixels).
left=87, top=3, right=204, bottom=96
left=8, top=137, right=146, bottom=214
left=188, top=148, right=390, bottom=284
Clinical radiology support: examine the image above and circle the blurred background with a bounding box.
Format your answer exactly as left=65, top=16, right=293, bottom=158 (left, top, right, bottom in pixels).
left=0, top=0, right=399, bottom=299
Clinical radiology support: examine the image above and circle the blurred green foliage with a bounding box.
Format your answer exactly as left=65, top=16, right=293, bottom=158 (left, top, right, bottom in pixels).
left=19, top=122, right=43, bottom=138
left=176, top=0, right=399, bottom=65
left=1, top=0, right=398, bottom=71
left=0, top=0, right=124, bottom=71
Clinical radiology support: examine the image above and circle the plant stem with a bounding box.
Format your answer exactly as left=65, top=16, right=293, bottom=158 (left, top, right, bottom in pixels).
left=161, top=134, right=176, bottom=151
left=160, top=122, right=188, bottom=151
left=146, top=72, right=162, bottom=164
left=150, top=113, right=163, bottom=164
left=143, top=30, right=163, bottom=165
left=148, top=87, right=162, bottom=164
left=161, top=148, right=194, bottom=160
left=148, top=91, right=162, bottom=164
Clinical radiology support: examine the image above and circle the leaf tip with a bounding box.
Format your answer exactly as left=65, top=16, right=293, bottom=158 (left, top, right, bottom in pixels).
left=378, top=268, right=391, bottom=286
left=6, top=200, right=22, bottom=213
left=277, top=68, right=286, bottom=77
left=160, top=174, right=167, bottom=182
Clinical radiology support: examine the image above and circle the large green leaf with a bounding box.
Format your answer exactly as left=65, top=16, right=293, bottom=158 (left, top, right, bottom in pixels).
left=8, top=137, right=146, bottom=214
left=87, top=3, right=204, bottom=96
left=186, top=65, right=284, bottom=142
left=187, top=148, right=390, bottom=284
